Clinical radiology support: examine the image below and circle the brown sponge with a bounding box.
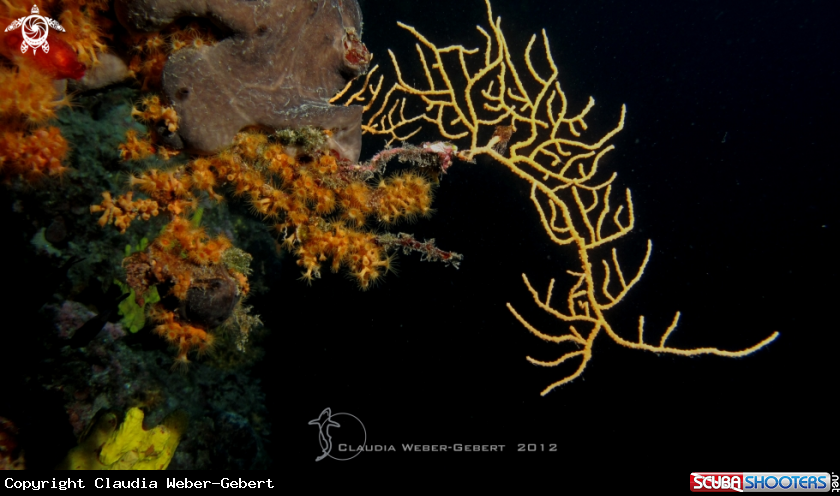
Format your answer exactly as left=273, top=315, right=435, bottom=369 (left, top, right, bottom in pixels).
left=116, top=0, right=371, bottom=161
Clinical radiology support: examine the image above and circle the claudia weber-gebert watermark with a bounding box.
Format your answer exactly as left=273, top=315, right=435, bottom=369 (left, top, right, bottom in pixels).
left=4, top=4, right=65, bottom=55
left=308, top=407, right=515, bottom=462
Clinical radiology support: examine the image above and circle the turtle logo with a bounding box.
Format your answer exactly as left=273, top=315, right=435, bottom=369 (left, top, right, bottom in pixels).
left=4, top=5, right=65, bottom=55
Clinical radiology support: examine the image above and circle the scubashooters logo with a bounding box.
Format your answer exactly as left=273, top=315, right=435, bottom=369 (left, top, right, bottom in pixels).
left=308, top=408, right=367, bottom=462
left=4, top=5, right=65, bottom=55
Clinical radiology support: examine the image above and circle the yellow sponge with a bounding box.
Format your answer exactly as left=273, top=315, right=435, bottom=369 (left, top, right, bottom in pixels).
left=59, top=407, right=187, bottom=470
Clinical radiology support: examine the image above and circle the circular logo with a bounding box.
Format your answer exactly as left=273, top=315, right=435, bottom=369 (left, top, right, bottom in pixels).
left=22, top=15, right=49, bottom=50
left=308, top=407, right=367, bottom=462
left=326, top=412, right=366, bottom=461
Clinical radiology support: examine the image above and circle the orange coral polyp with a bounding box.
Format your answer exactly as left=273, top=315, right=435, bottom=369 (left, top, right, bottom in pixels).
left=374, top=172, right=433, bottom=224
left=119, top=130, right=155, bottom=161
left=132, top=95, right=179, bottom=132
left=318, top=154, right=338, bottom=174
left=234, top=132, right=267, bottom=160
left=339, top=181, right=371, bottom=209
left=314, top=189, right=336, bottom=214
left=156, top=235, right=175, bottom=250
left=58, top=6, right=108, bottom=67
left=190, top=168, right=216, bottom=190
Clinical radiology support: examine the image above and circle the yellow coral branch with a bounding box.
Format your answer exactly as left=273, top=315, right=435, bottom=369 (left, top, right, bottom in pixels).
left=353, top=0, right=780, bottom=395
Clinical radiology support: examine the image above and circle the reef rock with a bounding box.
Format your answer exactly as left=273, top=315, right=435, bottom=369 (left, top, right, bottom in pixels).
left=116, top=0, right=371, bottom=161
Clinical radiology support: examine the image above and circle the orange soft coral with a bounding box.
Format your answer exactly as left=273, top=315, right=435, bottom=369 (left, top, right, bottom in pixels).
left=118, top=129, right=155, bottom=161
left=373, top=172, right=434, bottom=224
left=127, top=168, right=196, bottom=216
left=126, top=24, right=216, bottom=90
left=0, top=65, right=68, bottom=122
left=1, top=6, right=76, bottom=186
left=89, top=191, right=160, bottom=233
left=0, top=125, right=69, bottom=183
left=150, top=308, right=215, bottom=368
left=95, top=127, right=440, bottom=290
left=156, top=217, right=232, bottom=266
left=210, top=131, right=431, bottom=288
left=291, top=222, right=395, bottom=289
left=58, top=1, right=110, bottom=67
left=131, top=95, right=178, bottom=133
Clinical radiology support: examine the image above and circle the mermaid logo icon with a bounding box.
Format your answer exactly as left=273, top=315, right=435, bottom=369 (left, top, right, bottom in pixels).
left=4, top=5, right=66, bottom=55
left=308, top=408, right=366, bottom=462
